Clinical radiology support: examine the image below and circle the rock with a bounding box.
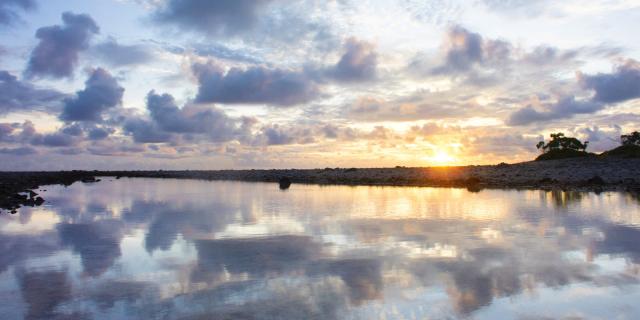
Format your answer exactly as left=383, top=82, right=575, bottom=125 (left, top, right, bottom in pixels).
left=586, top=175, right=605, bottom=185
left=34, top=197, right=45, bottom=205
left=279, top=177, right=292, bottom=190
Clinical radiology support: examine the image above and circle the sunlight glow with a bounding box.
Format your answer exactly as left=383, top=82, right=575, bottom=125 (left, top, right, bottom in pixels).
left=430, top=150, right=456, bottom=164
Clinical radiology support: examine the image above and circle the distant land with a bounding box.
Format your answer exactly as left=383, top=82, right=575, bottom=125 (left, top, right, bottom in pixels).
left=2, top=155, right=640, bottom=213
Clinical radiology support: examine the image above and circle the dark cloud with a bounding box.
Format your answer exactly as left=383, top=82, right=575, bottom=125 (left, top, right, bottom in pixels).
left=0, top=70, right=66, bottom=115
left=0, top=123, right=15, bottom=141
left=26, top=12, right=99, bottom=79
left=259, top=124, right=316, bottom=145
left=61, top=123, right=84, bottom=136
left=327, top=38, right=378, bottom=82
left=507, top=59, right=640, bottom=126
left=123, top=90, right=251, bottom=144
left=31, top=132, right=78, bottom=147
left=147, top=91, right=238, bottom=140
left=193, top=62, right=319, bottom=106
left=152, top=0, right=274, bottom=37
left=123, top=118, right=173, bottom=143
left=92, top=38, right=154, bottom=67
left=0, top=146, right=37, bottom=155
left=440, top=26, right=483, bottom=71
left=431, top=25, right=513, bottom=74
left=0, top=0, right=35, bottom=25
left=263, top=125, right=297, bottom=145
left=578, top=59, right=640, bottom=104
left=60, top=68, right=124, bottom=122
left=88, top=126, right=113, bottom=140
left=507, top=96, right=604, bottom=126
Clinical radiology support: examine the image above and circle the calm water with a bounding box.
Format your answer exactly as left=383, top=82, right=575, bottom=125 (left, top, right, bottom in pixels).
left=2, top=179, right=640, bottom=319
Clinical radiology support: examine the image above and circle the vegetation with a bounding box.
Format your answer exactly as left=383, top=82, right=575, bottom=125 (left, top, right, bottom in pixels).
left=535, top=133, right=593, bottom=161
left=621, top=131, right=640, bottom=146
left=601, top=131, right=640, bottom=158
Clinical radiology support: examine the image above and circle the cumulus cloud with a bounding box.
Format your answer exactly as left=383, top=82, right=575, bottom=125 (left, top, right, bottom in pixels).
left=147, top=90, right=241, bottom=140
left=193, top=62, right=319, bottom=106
left=508, top=59, right=640, bottom=126
left=88, top=127, right=113, bottom=140
left=0, top=0, right=35, bottom=25
left=0, top=70, right=66, bottom=115
left=152, top=0, right=273, bottom=37
left=259, top=124, right=316, bottom=145
left=432, top=25, right=512, bottom=74
left=123, top=118, right=173, bottom=144
left=26, top=12, right=99, bottom=79
left=578, top=59, right=640, bottom=104
left=327, top=38, right=378, bottom=82
left=507, top=96, right=603, bottom=126
left=92, top=38, right=154, bottom=67
left=124, top=90, right=251, bottom=144
left=30, top=132, right=78, bottom=147
left=60, top=68, right=124, bottom=122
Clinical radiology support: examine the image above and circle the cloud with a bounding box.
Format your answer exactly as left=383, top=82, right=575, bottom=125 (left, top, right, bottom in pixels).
left=147, top=91, right=238, bottom=140
left=87, top=127, right=113, bottom=140
left=508, top=59, right=640, bottom=126
left=440, top=26, right=483, bottom=71
left=123, top=90, right=251, bottom=144
left=123, top=118, right=173, bottom=143
left=327, top=38, right=378, bottom=82
left=152, top=0, right=273, bottom=37
left=0, top=0, right=35, bottom=25
left=92, top=38, right=154, bottom=67
left=578, top=59, right=640, bottom=104
left=0, top=146, right=37, bottom=155
left=507, top=96, right=604, bottom=126
left=0, top=70, right=66, bottom=115
left=193, top=62, right=319, bottom=106
left=26, top=12, right=99, bottom=79
left=432, top=25, right=512, bottom=74
left=31, top=132, right=78, bottom=147
left=60, top=68, right=124, bottom=122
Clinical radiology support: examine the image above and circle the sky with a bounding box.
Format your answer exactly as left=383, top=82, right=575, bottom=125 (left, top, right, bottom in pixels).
left=0, top=0, right=639, bottom=170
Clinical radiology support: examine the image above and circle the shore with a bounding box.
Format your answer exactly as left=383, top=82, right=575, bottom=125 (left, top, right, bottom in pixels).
left=2, top=157, right=640, bottom=212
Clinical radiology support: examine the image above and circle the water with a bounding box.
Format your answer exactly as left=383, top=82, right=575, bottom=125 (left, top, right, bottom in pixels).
left=1, top=178, right=640, bottom=319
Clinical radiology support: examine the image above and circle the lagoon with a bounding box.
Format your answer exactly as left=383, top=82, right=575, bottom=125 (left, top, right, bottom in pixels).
left=1, top=178, right=640, bottom=319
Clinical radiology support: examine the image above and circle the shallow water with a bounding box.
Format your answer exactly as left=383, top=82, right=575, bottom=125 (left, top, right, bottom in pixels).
left=1, top=178, right=640, bottom=319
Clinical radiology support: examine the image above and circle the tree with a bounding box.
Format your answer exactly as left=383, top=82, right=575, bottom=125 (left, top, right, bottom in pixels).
left=621, top=131, right=640, bottom=146
left=536, top=133, right=589, bottom=153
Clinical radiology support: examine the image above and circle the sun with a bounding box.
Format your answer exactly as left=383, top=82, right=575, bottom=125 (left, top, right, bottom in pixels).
left=431, top=150, right=456, bottom=165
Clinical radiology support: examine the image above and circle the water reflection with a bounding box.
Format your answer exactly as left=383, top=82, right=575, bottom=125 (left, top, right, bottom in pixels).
left=0, top=178, right=639, bottom=319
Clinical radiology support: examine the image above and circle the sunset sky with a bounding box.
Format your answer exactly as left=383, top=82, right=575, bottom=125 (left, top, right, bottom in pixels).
left=1, top=0, right=639, bottom=170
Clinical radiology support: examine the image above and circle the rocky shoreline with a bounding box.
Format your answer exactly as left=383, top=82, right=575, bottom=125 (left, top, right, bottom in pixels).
left=2, top=157, right=640, bottom=213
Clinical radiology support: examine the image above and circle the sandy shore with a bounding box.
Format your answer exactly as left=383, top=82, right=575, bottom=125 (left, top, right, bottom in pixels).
left=2, top=157, right=640, bottom=212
